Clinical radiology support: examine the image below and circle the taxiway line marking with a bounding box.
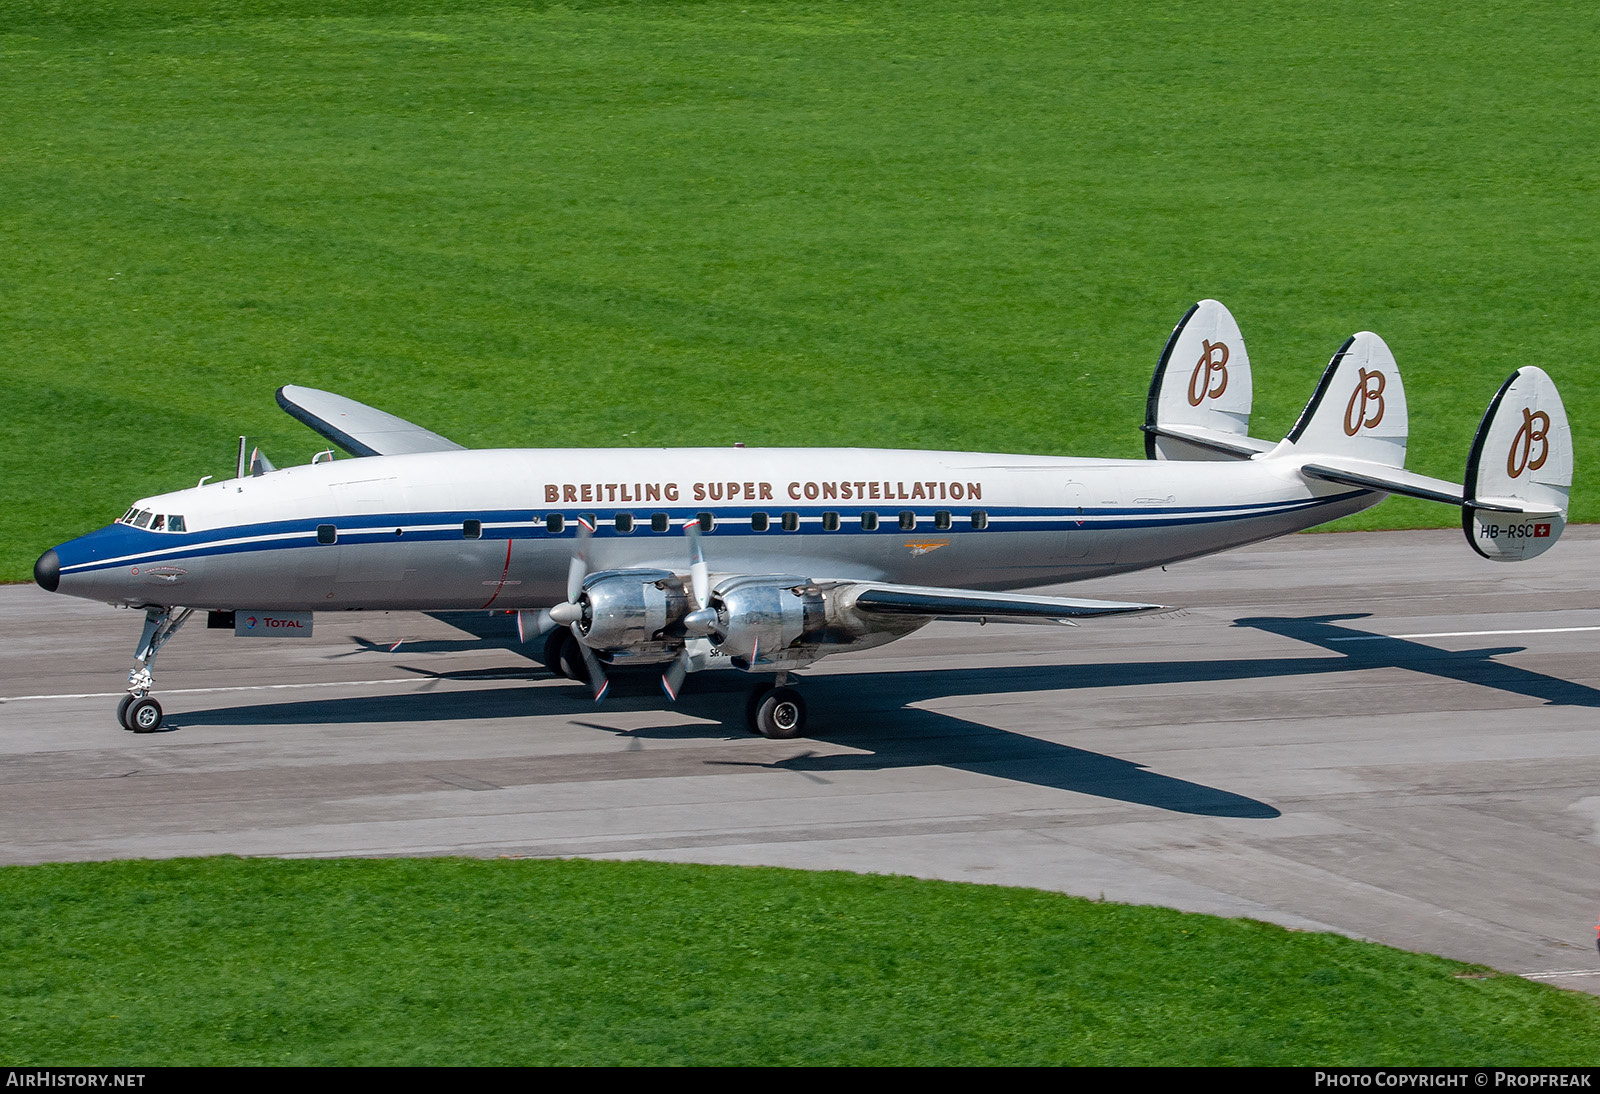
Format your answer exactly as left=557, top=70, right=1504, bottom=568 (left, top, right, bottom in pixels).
left=0, top=678, right=433, bottom=703
left=1522, top=969, right=1600, bottom=981
left=1329, top=626, right=1600, bottom=643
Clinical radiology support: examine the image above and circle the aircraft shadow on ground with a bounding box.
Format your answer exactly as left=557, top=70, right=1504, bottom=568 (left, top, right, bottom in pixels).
left=175, top=611, right=1600, bottom=819
left=186, top=641, right=1293, bottom=816
left=1232, top=613, right=1600, bottom=709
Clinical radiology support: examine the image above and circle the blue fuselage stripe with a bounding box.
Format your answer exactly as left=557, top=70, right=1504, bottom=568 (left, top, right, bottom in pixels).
left=56, top=492, right=1368, bottom=576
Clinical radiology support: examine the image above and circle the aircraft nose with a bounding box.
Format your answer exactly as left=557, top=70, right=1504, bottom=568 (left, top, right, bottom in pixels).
left=34, top=549, right=60, bottom=593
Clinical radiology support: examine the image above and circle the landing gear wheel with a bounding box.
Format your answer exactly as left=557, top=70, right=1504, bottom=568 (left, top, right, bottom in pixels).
left=542, top=629, right=590, bottom=683
left=126, top=697, right=163, bottom=734
left=557, top=639, right=590, bottom=684
left=541, top=628, right=570, bottom=674
left=753, top=686, right=806, bottom=740
left=744, top=685, right=770, bottom=735
left=117, top=694, right=135, bottom=731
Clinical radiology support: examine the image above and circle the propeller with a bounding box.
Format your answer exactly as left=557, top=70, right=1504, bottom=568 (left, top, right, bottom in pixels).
left=662, top=518, right=718, bottom=701
left=546, top=516, right=608, bottom=702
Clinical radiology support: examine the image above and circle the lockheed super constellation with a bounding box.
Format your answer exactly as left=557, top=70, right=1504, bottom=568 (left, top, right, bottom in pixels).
left=35, top=301, right=1572, bottom=738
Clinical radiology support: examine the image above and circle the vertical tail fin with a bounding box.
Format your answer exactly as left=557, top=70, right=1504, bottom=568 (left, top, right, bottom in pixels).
left=1284, top=332, right=1408, bottom=467
left=1143, top=300, right=1260, bottom=460
left=1463, top=366, right=1571, bottom=561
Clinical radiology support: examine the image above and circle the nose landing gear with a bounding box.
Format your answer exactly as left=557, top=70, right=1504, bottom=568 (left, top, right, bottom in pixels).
left=118, top=606, right=193, bottom=732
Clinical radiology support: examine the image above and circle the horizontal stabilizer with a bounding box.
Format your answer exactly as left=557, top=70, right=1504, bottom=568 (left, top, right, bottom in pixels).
left=845, top=583, right=1162, bottom=623
left=1299, top=458, right=1463, bottom=506
left=1144, top=423, right=1276, bottom=460
left=276, top=386, right=466, bottom=458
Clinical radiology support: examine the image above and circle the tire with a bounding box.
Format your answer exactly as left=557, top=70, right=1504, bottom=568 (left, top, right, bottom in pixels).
left=744, top=685, right=771, bottom=734
left=117, top=694, right=135, bottom=731
left=753, top=686, right=806, bottom=740
left=556, top=635, right=590, bottom=684
left=127, top=697, right=163, bottom=734
left=541, top=628, right=570, bottom=674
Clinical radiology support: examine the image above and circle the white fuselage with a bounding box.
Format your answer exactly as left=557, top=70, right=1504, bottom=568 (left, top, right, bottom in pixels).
left=51, top=446, right=1374, bottom=612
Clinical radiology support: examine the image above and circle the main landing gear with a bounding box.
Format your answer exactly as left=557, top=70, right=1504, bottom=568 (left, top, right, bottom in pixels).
left=541, top=628, right=590, bottom=684
left=118, top=606, right=193, bottom=733
left=745, top=674, right=807, bottom=740
left=546, top=628, right=809, bottom=739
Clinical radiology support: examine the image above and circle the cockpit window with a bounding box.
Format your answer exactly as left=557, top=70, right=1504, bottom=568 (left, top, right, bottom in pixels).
left=132, top=510, right=154, bottom=529
left=121, top=508, right=137, bottom=524
left=167, top=515, right=186, bottom=533
left=151, top=514, right=165, bottom=531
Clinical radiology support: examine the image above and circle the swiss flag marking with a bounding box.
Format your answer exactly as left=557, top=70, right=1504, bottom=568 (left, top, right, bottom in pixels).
left=1535, top=524, right=1551, bottom=538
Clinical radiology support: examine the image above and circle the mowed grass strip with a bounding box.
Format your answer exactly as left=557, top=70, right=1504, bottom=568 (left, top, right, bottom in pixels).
left=2, top=856, right=1598, bottom=1066
left=4, top=1, right=1598, bottom=580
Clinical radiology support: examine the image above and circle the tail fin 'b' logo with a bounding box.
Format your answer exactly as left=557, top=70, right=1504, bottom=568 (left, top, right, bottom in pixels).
left=1343, top=368, right=1386, bottom=436
left=1186, top=340, right=1229, bottom=406
left=1507, top=408, right=1550, bottom=478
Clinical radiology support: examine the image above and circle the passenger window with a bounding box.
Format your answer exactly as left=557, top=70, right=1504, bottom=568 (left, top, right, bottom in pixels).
left=750, top=512, right=770, bottom=532
left=899, top=510, right=916, bottom=531
left=860, top=511, right=879, bottom=531
left=696, top=512, right=715, bottom=532
left=462, top=519, right=482, bottom=539
left=167, top=515, right=186, bottom=533
left=651, top=512, right=670, bottom=533
left=579, top=513, right=598, bottom=532
left=615, top=513, right=634, bottom=533
left=546, top=514, right=565, bottom=534
left=822, top=512, right=839, bottom=531
left=971, top=510, right=988, bottom=530
left=934, top=510, right=951, bottom=531
left=780, top=512, right=799, bottom=532
left=316, top=524, right=338, bottom=545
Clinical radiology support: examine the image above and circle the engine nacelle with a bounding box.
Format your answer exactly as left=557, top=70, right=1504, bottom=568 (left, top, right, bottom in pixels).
left=709, top=576, right=925, bottom=671
left=575, top=569, right=690, bottom=663
left=710, top=575, right=825, bottom=668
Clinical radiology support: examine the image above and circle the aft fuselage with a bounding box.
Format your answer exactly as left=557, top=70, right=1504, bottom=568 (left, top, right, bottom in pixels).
left=40, top=446, right=1374, bottom=611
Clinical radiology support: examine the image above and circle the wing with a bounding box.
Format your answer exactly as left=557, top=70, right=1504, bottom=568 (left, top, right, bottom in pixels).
left=275, top=385, right=467, bottom=457
left=840, top=582, right=1162, bottom=624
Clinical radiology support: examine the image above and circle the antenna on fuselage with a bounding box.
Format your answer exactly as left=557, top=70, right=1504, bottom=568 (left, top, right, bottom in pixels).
left=235, top=436, right=276, bottom=478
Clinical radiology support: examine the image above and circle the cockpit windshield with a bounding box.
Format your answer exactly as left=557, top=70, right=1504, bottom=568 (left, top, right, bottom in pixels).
left=117, top=509, right=185, bottom=532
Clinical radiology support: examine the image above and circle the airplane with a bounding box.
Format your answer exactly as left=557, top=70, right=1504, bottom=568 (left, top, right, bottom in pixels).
left=32, top=300, right=1573, bottom=739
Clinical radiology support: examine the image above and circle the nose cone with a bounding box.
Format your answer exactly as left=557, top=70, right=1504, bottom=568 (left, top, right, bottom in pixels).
left=34, top=549, right=61, bottom=592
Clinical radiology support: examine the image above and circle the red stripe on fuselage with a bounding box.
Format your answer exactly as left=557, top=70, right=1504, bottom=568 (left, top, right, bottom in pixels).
left=478, top=540, right=515, bottom=609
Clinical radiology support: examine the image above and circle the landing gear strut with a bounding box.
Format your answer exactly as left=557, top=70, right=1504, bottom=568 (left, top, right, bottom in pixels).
left=118, top=606, right=192, bottom=733
left=745, top=674, right=807, bottom=740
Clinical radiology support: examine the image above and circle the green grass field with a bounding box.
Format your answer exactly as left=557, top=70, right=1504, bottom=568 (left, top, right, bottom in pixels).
left=3, top=856, right=1598, bottom=1065
left=3, top=1, right=1597, bottom=580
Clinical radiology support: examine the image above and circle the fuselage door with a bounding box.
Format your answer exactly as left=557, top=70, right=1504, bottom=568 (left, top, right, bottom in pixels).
left=331, top=477, right=409, bottom=583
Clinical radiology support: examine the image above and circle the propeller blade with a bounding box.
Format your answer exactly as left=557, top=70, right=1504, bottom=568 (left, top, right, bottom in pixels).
left=684, top=518, right=709, bottom=610
left=567, top=516, right=595, bottom=603
left=661, top=652, right=688, bottom=702
left=516, top=609, right=556, bottom=643
left=662, top=637, right=714, bottom=700
left=576, top=638, right=609, bottom=703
